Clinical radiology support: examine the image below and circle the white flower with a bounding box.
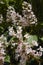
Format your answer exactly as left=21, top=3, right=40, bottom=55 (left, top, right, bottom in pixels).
left=22, top=1, right=28, bottom=6
left=34, top=51, right=42, bottom=57
left=24, top=33, right=31, bottom=39
left=0, top=1, right=4, bottom=4
left=8, top=6, right=14, bottom=10
left=17, top=13, right=21, bottom=18
left=37, top=46, right=43, bottom=52
left=8, top=27, right=16, bottom=36
left=39, top=46, right=43, bottom=51
left=34, top=52, right=39, bottom=56
left=12, top=43, right=17, bottom=47
left=0, top=35, right=3, bottom=38
left=15, top=43, right=23, bottom=53
left=32, top=40, right=38, bottom=46
left=28, top=10, right=31, bottom=12
left=28, top=4, right=32, bottom=10
left=38, top=51, right=42, bottom=56
left=19, top=54, right=26, bottom=65
left=10, top=10, right=17, bottom=23
left=17, top=26, right=22, bottom=32
left=16, top=26, right=23, bottom=40
left=0, top=41, right=3, bottom=48
left=16, top=31, right=22, bottom=40
left=32, top=15, right=35, bottom=18
left=15, top=53, right=20, bottom=61
left=30, top=21, right=35, bottom=24
left=25, top=47, right=32, bottom=54
left=0, top=48, right=5, bottom=55
left=31, top=12, right=34, bottom=15
left=0, top=56, right=5, bottom=61
left=23, top=42, right=29, bottom=45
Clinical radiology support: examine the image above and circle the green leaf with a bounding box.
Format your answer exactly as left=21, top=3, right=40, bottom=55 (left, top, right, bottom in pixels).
left=27, top=35, right=38, bottom=43
left=40, top=37, right=43, bottom=41
left=4, top=55, right=10, bottom=63
left=33, top=35, right=38, bottom=41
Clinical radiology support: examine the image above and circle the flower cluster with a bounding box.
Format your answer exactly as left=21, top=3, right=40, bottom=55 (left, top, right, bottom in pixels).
left=22, top=1, right=37, bottom=25
left=0, top=35, right=6, bottom=65
left=14, top=33, right=43, bottom=65
left=0, top=1, right=37, bottom=26
left=0, top=1, right=43, bottom=65
left=6, top=1, right=37, bottom=27
left=8, top=25, right=43, bottom=65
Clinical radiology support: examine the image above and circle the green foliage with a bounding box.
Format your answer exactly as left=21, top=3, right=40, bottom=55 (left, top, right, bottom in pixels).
left=5, top=55, right=10, bottom=63
left=14, top=0, right=23, bottom=14
left=26, top=35, right=38, bottom=43
left=40, top=37, right=43, bottom=41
